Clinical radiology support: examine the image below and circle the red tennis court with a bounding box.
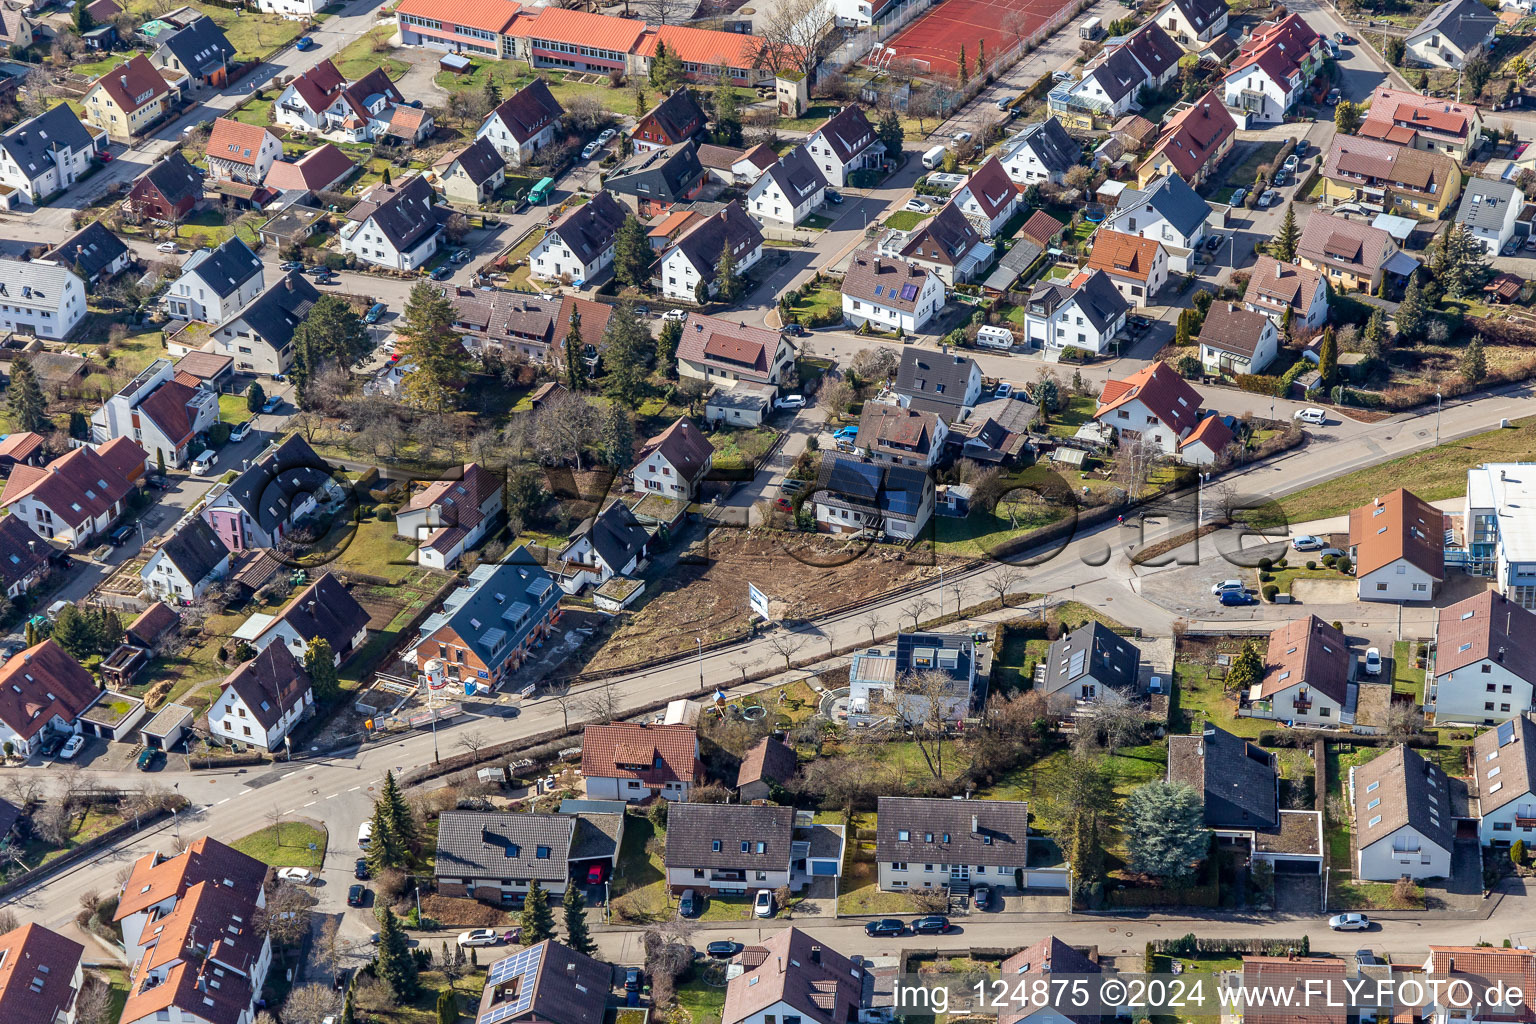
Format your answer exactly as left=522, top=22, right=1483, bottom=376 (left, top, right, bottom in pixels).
left=880, top=0, right=1075, bottom=79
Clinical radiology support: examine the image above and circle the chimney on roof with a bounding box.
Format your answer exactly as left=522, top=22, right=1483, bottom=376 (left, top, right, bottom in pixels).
left=778, top=957, right=784, bottom=973
left=811, top=945, right=822, bottom=963
left=1499, top=646, right=1506, bottom=663
left=971, top=814, right=979, bottom=835
left=120, top=75, right=128, bottom=90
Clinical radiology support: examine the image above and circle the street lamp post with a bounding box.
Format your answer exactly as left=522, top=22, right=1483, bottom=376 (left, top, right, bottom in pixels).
left=695, top=637, right=704, bottom=691
left=1435, top=391, right=1443, bottom=445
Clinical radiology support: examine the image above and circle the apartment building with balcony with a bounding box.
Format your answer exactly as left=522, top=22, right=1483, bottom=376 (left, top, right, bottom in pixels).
left=89, top=358, right=218, bottom=469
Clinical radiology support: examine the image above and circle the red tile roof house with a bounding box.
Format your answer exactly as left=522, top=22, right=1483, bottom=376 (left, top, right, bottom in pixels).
left=952, top=156, right=1023, bottom=238
left=204, top=117, right=283, bottom=185
left=272, top=59, right=409, bottom=144
left=675, top=312, right=796, bottom=389
left=113, top=837, right=270, bottom=1024
left=89, top=357, right=219, bottom=469
left=0, top=922, right=85, bottom=1024
left=632, top=417, right=714, bottom=500
left=722, top=929, right=865, bottom=1024
left=0, top=639, right=103, bottom=757
left=262, top=142, right=356, bottom=195
left=0, top=437, right=148, bottom=548
left=1137, top=88, right=1236, bottom=188
left=631, top=87, right=707, bottom=154
left=82, top=53, right=174, bottom=141
left=581, top=722, right=701, bottom=801
left=0, top=430, right=47, bottom=472
left=1093, top=360, right=1207, bottom=458
left=475, top=79, right=564, bottom=168
left=394, top=462, right=505, bottom=570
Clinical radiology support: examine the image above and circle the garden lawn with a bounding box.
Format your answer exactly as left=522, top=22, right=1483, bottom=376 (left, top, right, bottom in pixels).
left=1393, top=639, right=1425, bottom=702
left=1259, top=561, right=1352, bottom=597
left=219, top=393, right=253, bottom=423
left=74, top=50, right=142, bottom=77
left=883, top=210, right=929, bottom=231
left=330, top=517, right=421, bottom=580
left=836, top=859, right=914, bottom=915
left=676, top=974, right=728, bottom=1024
left=1276, top=416, right=1536, bottom=523
left=229, top=96, right=276, bottom=128
left=229, top=822, right=327, bottom=869
left=202, top=6, right=305, bottom=61
left=1169, top=662, right=1262, bottom=738
left=1044, top=393, right=1098, bottom=437
left=710, top=427, right=779, bottom=473
left=334, top=25, right=409, bottom=80
left=785, top=280, right=842, bottom=325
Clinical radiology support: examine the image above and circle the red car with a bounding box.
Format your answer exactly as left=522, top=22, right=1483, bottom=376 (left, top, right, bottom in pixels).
left=586, top=863, right=607, bottom=885
left=388, top=353, right=401, bottom=363
left=98, top=151, right=113, bottom=162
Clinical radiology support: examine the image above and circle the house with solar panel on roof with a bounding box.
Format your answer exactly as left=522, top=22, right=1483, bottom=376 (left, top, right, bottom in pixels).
left=848, top=631, right=985, bottom=722
left=404, top=547, right=562, bottom=692
left=475, top=939, right=611, bottom=1024
left=1423, top=592, right=1536, bottom=726
left=811, top=454, right=934, bottom=541
left=1469, top=714, right=1536, bottom=847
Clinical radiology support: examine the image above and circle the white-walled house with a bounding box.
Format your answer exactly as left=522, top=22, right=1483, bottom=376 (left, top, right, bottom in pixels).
left=1249, top=616, right=1351, bottom=728
left=1152, top=0, right=1229, bottom=47
left=199, top=272, right=321, bottom=377
left=555, top=499, right=649, bottom=594
left=245, top=572, right=368, bottom=667
left=0, top=438, right=146, bottom=549
left=876, top=796, right=1064, bottom=891
left=1024, top=269, right=1129, bottom=356
left=0, top=104, right=99, bottom=205
left=394, top=462, right=504, bottom=571
left=0, top=922, right=85, bottom=1024
left=203, top=118, right=282, bottom=185
left=1244, top=255, right=1329, bottom=329
left=1085, top=230, right=1168, bottom=307
left=0, top=640, right=102, bottom=758
left=476, top=80, right=563, bottom=167
left=89, top=357, right=218, bottom=469
left=255, top=0, right=324, bottom=17
left=0, top=257, right=87, bottom=339
left=529, top=190, right=627, bottom=284
left=1348, top=487, right=1444, bottom=603
left=953, top=156, right=1023, bottom=238
left=720, top=929, right=868, bottom=1024
left=654, top=202, right=763, bottom=303
left=664, top=804, right=795, bottom=895
left=1352, top=744, right=1454, bottom=880
left=1222, top=13, right=1326, bottom=124
left=1472, top=714, right=1536, bottom=846
left=208, top=642, right=313, bottom=751
left=1406, top=0, right=1496, bottom=68
left=140, top=517, right=231, bottom=604
left=840, top=249, right=946, bottom=333
left=581, top=722, right=699, bottom=801
left=1456, top=177, right=1523, bottom=255
left=1426, top=591, right=1536, bottom=726
left=166, top=237, right=264, bottom=322
left=805, top=105, right=884, bottom=187
left=1198, top=301, right=1279, bottom=376
left=998, top=116, right=1081, bottom=186
left=746, top=145, right=827, bottom=226
left=1100, top=172, right=1213, bottom=271
left=632, top=418, right=713, bottom=501
left=338, top=175, right=442, bottom=271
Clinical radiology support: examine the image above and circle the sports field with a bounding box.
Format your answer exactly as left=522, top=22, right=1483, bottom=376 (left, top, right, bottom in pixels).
left=882, top=0, right=1077, bottom=78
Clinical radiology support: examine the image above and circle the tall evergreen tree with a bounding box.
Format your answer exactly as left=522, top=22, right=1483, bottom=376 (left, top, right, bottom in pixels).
left=612, top=216, right=651, bottom=288
left=632, top=82, right=647, bottom=117
left=7, top=358, right=47, bottom=433
left=600, top=305, right=650, bottom=405
left=436, top=988, right=457, bottom=1024
left=520, top=880, right=556, bottom=943
left=694, top=278, right=710, bottom=305
left=713, top=77, right=743, bottom=146
left=397, top=281, right=471, bottom=413
left=378, top=770, right=420, bottom=852
left=563, top=887, right=597, bottom=956
left=290, top=295, right=371, bottom=406
left=957, top=45, right=968, bottom=87
left=1462, top=334, right=1487, bottom=384
left=246, top=381, right=266, bottom=414
left=339, top=980, right=356, bottom=1024
left=72, top=1, right=93, bottom=34
left=601, top=402, right=634, bottom=468
left=484, top=78, right=501, bottom=108
left=1396, top=275, right=1427, bottom=341
left=375, top=907, right=419, bottom=1000
left=1273, top=203, right=1300, bottom=262
left=715, top=246, right=739, bottom=303
left=305, top=637, right=340, bottom=703
left=364, top=798, right=408, bottom=874
left=976, top=38, right=986, bottom=77
left=1317, top=326, right=1338, bottom=386
left=877, top=111, right=904, bottom=163
left=657, top=317, right=682, bottom=379
left=1363, top=309, right=1388, bottom=358
left=563, top=309, right=588, bottom=391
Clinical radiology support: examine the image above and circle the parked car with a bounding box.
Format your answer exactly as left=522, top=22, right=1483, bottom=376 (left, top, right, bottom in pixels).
left=431, top=265, right=453, bottom=281
left=1292, top=535, right=1324, bottom=551
left=307, top=264, right=332, bottom=278
left=586, top=863, right=607, bottom=885
left=972, top=884, right=991, bottom=908
left=911, top=915, right=953, bottom=934
left=782, top=322, right=808, bottom=337
left=824, top=189, right=843, bottom=204
left=1327, top=87, right=1341, bottom=105
left=347, top=884, right=367, bottom=907
left=953, top=131, right=972, bottom=144
left=39, top=734, right=63, bottom=757
left=775, top=394, right=806, bottom=410
left=904, top=198, right=932, bottom=213
left=662, top=309, right=688, bottom=322
left=136, top=748, right=162, bottom=771
left=1206, top=234, right=1223, bottom=251
left=678, top=889, right=699, bottom=918
left=864, top=918, right=905, bottom=937
left=833, top=426, right=859, bottom=440
left=1294, top=407, right=1327, bottom=425
left=190, top=450, right=218, bottom=476
left=1504, top=239, right=1521, bottom=257
left=1230, top=187, right=1247, bottom=207
left=1329, top=913, right=1370, bottom=931
left=780, top=479, right=807, bottom=494
left=296, top=35, right=314, bottom=49
left=365, top=302, right=387, bottom=324
left=1259, top=189, right=1279, bottom=208
left=1212, top=579, right=1245, bottom=595
left=1284, top=155, right=1300, bottom=173
left=110, top=524, right=135, bottom=546
left=278, top=261, right=305, bottom=272
left=277, top=867, right=315, bottom=885
left=1364, top=647, right=1382, bottom=675
left=262, top=396, right=283, bottom=414
left=624, top=967, right=643, bottom=1006
left=1526, top=236, right=1536, bottom=251
left=1220, top=589, right=1256, bottom=606
left=229, top=421, right=253, bottom=442
left=58, top=735, right=84, bottom=760
left=598, top=128, right=617, bottom=144
left=1335, top=31, right=1354, bottom=43
left=453, top=250, right=468, bottom=263
left=457, top=929, right=500, bottom=947
left=995, top=382, right=1013, bottom=399
left=754, top=889, right=775, bottom=918
left=156, top=241, right=179, bottom=253
left=582, top=141, right=601, bottom=159
left=707, top=941, right=744, bottom=958
left=355, top=858, right=369, bottom=880
left=1318, top=547, right=1346, bottom=560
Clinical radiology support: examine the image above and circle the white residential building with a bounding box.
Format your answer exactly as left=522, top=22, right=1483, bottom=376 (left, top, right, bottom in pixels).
left=1101, top=172, right=1214, bottom=272
left=632, top=418, right=713, bottom=501
left=581, top=721, right=699, bottom=802
left=529, top=190, right=627, bottom=284
left=0, top=640, right=102, bottom=758
left=746, top=145, right=827, bottom=226
left=664, top=804, right=796, bottom=895
left=805, top=105, right=884, bottom=187
left=476, top=80, right=563, bottom=167
left=165, top=237, right=264, bottom=322
left=953, top=156, right=1023, bottom=238
left=875, top=796, right=1065, bottom=891
left=998, top=116, right=1081, bottom=186
left=1462, top=463, right=1536, bottom=607
left=1347, top=488, right=1444, bottom=604
left=90, top=358, right=218, bottom=469
left=1023, top=269, right=1129, bottom=356
left=1472, top=713, right=1536, bottom=845
left=0, top=257, right=87, bottom=339
left=0, top=104, right=99, bottom=205
left=1406, top=0, right=1497, bottom=68
left=1426, top=591, right=1536, bottom=726
left=1352, top=744, right=1454, bottom=880
left=254, top=0, right=323, bottom=17
left=654, top=202, right=763, bottom=303
left=1247, top=616, right=1351, bottom=728
left=1456, top=177, right=1523, bottom=255
left=207, top=642, right=314, bottom=751
left=203, top=118, right=282, bottom=185
left=339, top=175, right=443, bottom=271
left=394, top=462, right=505, bottom=571
left=140, top=517, right=231, bottom=604
left=840, top=249, right=946, bottom=333
left=1152, top=0, right=1229, bottom=47
left=1198, top=301, right=1280, bottom=377
left=1222, top=13, right=1327, bottom=124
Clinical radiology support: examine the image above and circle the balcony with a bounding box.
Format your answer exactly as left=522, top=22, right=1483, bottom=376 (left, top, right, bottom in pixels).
left=1293, top=699, right=1312, bottom=711
left=1515, top=816, right=1536, bottom=829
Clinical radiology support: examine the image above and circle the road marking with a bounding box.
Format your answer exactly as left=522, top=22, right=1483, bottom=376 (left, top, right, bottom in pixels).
left=217, top=798, right=230, bottom=805
left=325, top=793, right=339, bottom=799
left=302, top=801, right=316, bottom=808
left=348, top=786, right=361, bottom=792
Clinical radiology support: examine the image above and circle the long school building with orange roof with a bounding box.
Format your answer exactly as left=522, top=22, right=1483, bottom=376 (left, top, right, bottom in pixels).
left=394, top=0, right=779, bottom=84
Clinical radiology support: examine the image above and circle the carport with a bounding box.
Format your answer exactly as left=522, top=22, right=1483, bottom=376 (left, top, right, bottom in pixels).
left=141, top=703, right=194, bottom=751
left=560, top=800, right=625, bottom=889
left=75, top=691, right=146, bottom=742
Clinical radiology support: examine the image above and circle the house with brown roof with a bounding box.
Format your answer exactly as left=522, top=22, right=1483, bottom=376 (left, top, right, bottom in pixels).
left=1348, top=488, right=1444, bottom=603
left=632, top=87, right=706, bottom=154
left=998, top=938, right=1102, bottom=1024
left=1354, top=744, right=1454, bottom=879
left=723, top=929, right=865, bottom=1024
left=114, top=837, right=270, bottom=1024
left=0, top=922, right=84, bottom=1024
left=1136, top=89, right=1236, bottom=188
left=1247, top=616, right=1351, bottom=728
left=856, top=403, right=948, bottom=469
left=263, top=142, right=356, bottom=196
left=125, top=151, right=203, bottom=224
left=1177, top=412, right=1236, bottom=467
left=653, top=199, right=763, bottom=301
left=676, top=311, right=795, bottom=388
left=840, top=249, right=946, bottom=333
left=952, top=155, right=1023, bottom=237
left=208, top=642, right=313, bottom=751
left=90, top=358, right=219, bottom=469
left=894, top=201, right=990, bottom=286
left=0, top=513, right=48, bottom=600
left=632, top=418, right=713, bottom=501
left=530, top=190, right=628, bottom=284
left=581, top=722, right=700, bottom=801
left=1093, top=360, right=1205, bottom=457
left=1297, top=211, right=1400, bottom=293
left=452, top=290, right=611, bottom=369
left=1240, top=957, right=1350, bottom=1024
left=0, top=437, right=147, bottom=548
left=82, top=54, right=173, bottom=140
left=0, top=640, right=102, bottom=757
left=476, top=79, right=564, bottom=166
left=128, top=601, right=181, bottom=648
left=1243, top=254, right=1328, bottom=329
left=1359, top=86, right=1481, bottom=161
left=1421, top=947, right=1536, bottom=1024
left=1471, top=713, right=1536, bottom=846
left=736, top=735, right=798, bottom=801
left=1198, top=301, right=1279, bottom=376
left=1085, top=230, right=1168, bottom=307
left=395, top=463, right=505, bottom=570
left=806, top=105, right=884, bottom=187
left=0, top=431, right=45, bottom=474
left=244, top=571, right=369, bottom=667
left=695, top=142, right=776, bottom=186
left=1425, top=591, right=1536, bottom=726
left=273, top=59, right=413, bottom=144
left=204, top=118, right=282, bottom=185
left=1322, top=134, right=1463, bottom=221
left=475, top=940, right=612, bottom=1024
left=1221, top=13, right=1326, bottom=124
left=432, top=136, right=506, bottom=206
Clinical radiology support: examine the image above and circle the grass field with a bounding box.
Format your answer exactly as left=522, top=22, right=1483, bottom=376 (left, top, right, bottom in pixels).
left=1276, top=416, right=1536, bottom=524
left=75, top=50, right=143, bottom=77
left=335, top=25, right=410, bottom=80
left=1393, top=639, right=1425, bottom=702
left=230, top=822, right=327, bottom=869
left=883, top=210, right=929, bottom=231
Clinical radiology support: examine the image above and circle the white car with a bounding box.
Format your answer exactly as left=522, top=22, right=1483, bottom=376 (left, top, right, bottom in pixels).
left=776, top=394, right=806, bottom=410
left=1294, top=407, right=1326, bottom=425
left=662, top=309, right=688, bottom=322
left=1364, top=647, right=1382, bottom=675
left=458, top=929, right=501, bottom=948
left=582, top=141, right=600, bottom=159
left=598, top=128, right=616, bottom=144
left=1329, top=913, right=1370, bottom=931
left=190, top=450, right=218, bottom=476
left=229, top=421, right=253, bottom=443
left=904, top=198, right=932, bottom=213
left=1284, top=155, right=1300, bottom=173
left=995, top=382, right=1013, bottom=399
left=1292, top=535, right=1324, bottom=551
left=1212, top=579, right=1245, bottom=596
left=156, top=241, right=179, bottom=253
left=276, top=867, right=315, bottom=885
left=58, top=735, right=84, bottom=759
left=953, top=131, right=972, bottom=144
left=753, top=890, right=775, bottom=918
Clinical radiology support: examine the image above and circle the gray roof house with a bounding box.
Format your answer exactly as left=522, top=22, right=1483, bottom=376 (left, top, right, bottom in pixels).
left=1455, top=177, right=1523, bottom=256
left=434, top=811, right=576, bottom=898
left=1103, top=172, right=1213, bottom=261
left=874, top=796, right=1048, bottom=892
left=0, top=104, right=98, bottom=203
left=999, top=116, right=1082, bottom=186
left=202, top=432, right=333, bottom=548
left=47, top=221, right=129, bottom=286
left=476, top=940, right=611, bottom=1024
left=1407, top=0, right=1496, bottom=69
left=605, top=141, right=705, bottom=210
left=1167, top=722, right=1279, bottom=830
left=1352, top=743, right=1456, bottom=880
left=560, top=499, right=649, bottom=582
left=893, top=347, right=983, bottom=421
left=407, top=550, right=562, bottom=686
left=1039, top=620, right=1141, bottom=700
left=150, top=15, right=232, bottom=87
left=665, top=803, right=796, bottom=879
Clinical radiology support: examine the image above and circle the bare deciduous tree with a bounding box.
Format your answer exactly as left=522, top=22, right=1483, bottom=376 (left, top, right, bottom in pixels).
left=1113, top=437, right=1162, bottom=500
left=533, top=392, right=603, bottom=471
left=907, top=593, right=935, bottom=631
left=75, top=974, right=114, bottom=1024
left=260, top=882, right=312, bottom=960
left=457, top=730, right=489, bottom=760
left=282, top=983, right=341, bottom=1024
left=750, top=0, right=836, bottom=77
left=981, top=565, right=1027, bottom=608
left=857, top=610, right=883, bottom=644
left=578, top=680, right=622, bottom=724
left=764, top=631, right=808, bottom=669
left=890, top=669, right=959, bottom=779
left=1383, top=702, right=1425, bottom=744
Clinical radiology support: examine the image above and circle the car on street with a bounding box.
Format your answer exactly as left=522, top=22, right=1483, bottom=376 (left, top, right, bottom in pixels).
left=1292, top=535, right=1324, bottom=551
left=1318, top=547, right=1346, bottom=560
left=388, top=353, right=402, bottom=364
left=1294, top=407, right=1327, bottom=425
left=1327, top=87, right=1341, bottom=105
left=833, top=426, right=859, bottom=440
left=277, top=867, right=315, bottom=885
left=1334, top=31, right=1354, bottom=43
left=678, top=889, right=699, bottom=917
left=1259, top=188, right=1279, bottom=208
left=598, top=128, right=617, bottom=145
left=864, top=918, right=905, bottom=937
left=279, top=261, right=305, bottom=272
left=190, top=450, right=217, bottom=476
left=347, top=885, right=367, bottom=906
left=904, top=198, right=932, bottom=213
left=707, top=941, right=744, bottom=958
left=98, top=150, right=112, bottom=161
left=355, top=858, right=369, bottom=880
left=996, top=96, right=1012, bottom=110
left=1220, top=589, right=1256, bottom=606
left=781, top=322, right=808, bottom=337
left=1330, top=913, right=1370, bottom=931
left=262, top=396, right=283, bottom=414
left=1364, top=647, right=1382, bottom=675
left=753, top=890, right=775, bottom=918
left=775, top=394, right=806, bottom=410
left=229, top=421, right=253, bottom=443
left=458, top=930, right=500, bottom=947
left=431, top=265, right=453, bottom=280
left=39, top=734, right=63, bottom=757
left=157, top=241, right=179, bottom=253
left=365, top=302, right=387, bottom=324
left=136, top=748, right=162, bottom=771
left=583, top=141, right=601, bottom=159
left=911, top=915, right=953, bottom=934
left=972, top=884, right=991, bottom=908
left=995, top=382, right=1013, bottom=399
left=1205, top=234, right=1222, bottom=251
left=1129, top=313, right=1155, bottom=330
left=307, top=264, right=332, bottom=278
left=296, top=35, right=314, bottom=49
left=1229, top=186, right=1247, bottom=207
left=824, top=189, right=843, bottom=204
left=1284, top=155, right=1300, bottom=174
left=1212, top=579, right=1245, bottom=595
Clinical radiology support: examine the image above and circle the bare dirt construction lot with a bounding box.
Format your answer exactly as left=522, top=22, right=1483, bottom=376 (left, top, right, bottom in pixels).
left=584, top=529, right=970, bottom=672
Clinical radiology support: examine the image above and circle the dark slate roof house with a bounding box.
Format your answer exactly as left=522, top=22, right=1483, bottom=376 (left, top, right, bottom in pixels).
left=1168, top=722, right=1279, bottom=830
left=46, top=221, right=129, bottom=286
left=605, top=141, right=705, bottom=207
left=894, top=347, right=981, bottom=419
left=664, top=803, right=796, bottom=873
left=875, top=796, right=1033, bottom=868
left=435, top=811, right=575, bottom=885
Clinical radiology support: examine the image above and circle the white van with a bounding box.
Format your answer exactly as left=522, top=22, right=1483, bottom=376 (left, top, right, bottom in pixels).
left=976, top=325, right=1016, bottom=350
left=922, top=145, right=947, bottom=170
left=190, top=450, right=217, bottom=475
left=358, top=820, right=373, bottom=848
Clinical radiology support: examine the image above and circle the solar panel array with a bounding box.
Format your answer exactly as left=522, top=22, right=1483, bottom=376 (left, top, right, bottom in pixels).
left=1499, top=719, right=1517, bottom=747
left=480, top=944, right=545, bottom=1024
left=899, top=283, right=919, bottom=301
